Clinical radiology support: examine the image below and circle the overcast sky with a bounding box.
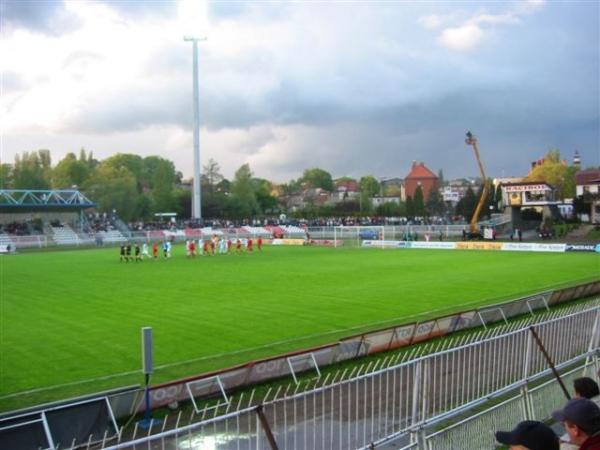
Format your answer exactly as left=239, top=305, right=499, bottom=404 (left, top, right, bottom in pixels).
left=1, top=0, right=598, bottom=184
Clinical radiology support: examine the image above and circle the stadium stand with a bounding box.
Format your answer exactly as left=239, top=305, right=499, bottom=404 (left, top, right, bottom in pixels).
left=50, top=224, right=81, bottom=245
left=98, top=229, right=126, bottom=243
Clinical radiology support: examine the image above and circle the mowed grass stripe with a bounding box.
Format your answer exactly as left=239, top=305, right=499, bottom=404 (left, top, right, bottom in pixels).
left=1, top=244, right=598, bottom=411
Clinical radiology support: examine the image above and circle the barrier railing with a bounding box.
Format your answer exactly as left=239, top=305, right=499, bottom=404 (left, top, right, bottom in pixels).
left=96, top=300, right=599, bottom=450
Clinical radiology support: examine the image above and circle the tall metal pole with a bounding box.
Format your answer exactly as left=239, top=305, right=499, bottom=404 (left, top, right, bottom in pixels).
left=184, top=36, right=204, bottom=220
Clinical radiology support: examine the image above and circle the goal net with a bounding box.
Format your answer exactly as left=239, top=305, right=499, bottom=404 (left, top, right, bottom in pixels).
left=333, top=225, right=385, bottom=248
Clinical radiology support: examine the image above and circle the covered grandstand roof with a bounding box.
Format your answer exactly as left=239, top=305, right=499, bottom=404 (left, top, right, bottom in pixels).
left=0, top=189, right=97, bottom=213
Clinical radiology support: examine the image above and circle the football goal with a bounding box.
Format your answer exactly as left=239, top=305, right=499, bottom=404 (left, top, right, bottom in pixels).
left=332, top=225, right=386, bottom=247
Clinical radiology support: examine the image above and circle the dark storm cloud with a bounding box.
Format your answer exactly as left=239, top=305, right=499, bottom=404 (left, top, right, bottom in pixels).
left=64, top=83, right=190, bottom=134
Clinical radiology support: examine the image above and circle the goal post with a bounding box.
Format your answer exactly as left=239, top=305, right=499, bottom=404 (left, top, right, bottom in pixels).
left=333, top=225, right=385, bottom=248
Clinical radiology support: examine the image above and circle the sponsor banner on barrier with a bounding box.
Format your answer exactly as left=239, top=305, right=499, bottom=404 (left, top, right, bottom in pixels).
left=502, top=242, right=566, bottom=252
left=310, top=239, right=341, bottom=247
left=392, top=323, right=416, bottom=348
left=406, top=241, right=456, bottom=250
left=455, top=241, right=503, bottom=251
left=411, top=320, right=438, bottom=343
left=356, top=329, right=393, bottom=354
left=362, top=240, right=406, bottom=248
left=449, top=312, right=476, bottom=332
left=565, top=243, right=600, bottom=253
left=271, top=238, right=306, bottom=246
left=332, top=340, right=370, bottom=363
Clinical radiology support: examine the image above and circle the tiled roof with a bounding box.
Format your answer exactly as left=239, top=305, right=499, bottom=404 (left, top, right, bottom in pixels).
left=405, top=162, right=438, bottom=180
left=575, top=169, right=600, bottom=185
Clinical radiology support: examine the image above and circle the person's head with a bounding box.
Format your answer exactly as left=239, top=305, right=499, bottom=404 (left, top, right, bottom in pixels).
left=552, top=398, right=600, bottom=445
left=573, top=377, right=600, bottom=399
left=495, top=420, right=559, bottom=450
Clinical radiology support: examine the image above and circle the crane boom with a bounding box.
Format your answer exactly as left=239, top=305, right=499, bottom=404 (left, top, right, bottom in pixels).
left=465, top=132, right=490, bottom=236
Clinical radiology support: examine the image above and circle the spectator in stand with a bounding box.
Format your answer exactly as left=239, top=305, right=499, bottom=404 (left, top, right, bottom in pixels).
left=553, top=398, right=600, bottom=450
left=495, top=420, right=559, bottom=450
left=574, top=377, right=600, bottom=399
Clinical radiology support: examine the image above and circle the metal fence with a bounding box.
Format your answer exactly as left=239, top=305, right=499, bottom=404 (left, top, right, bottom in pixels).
left=95, top=300, right=599, bottom=450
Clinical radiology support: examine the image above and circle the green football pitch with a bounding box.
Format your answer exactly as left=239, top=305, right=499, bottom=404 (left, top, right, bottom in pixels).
left=0, top=243, right=598, bottom=412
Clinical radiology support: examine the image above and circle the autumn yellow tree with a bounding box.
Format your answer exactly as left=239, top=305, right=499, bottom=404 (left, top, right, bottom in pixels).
left=523, top=149, right=576, bottom=201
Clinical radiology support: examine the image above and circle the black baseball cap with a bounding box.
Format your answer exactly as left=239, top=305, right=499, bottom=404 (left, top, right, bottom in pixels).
left=552, top=397, right=600, bottom=430
left=495, top=420, right=559, bottom=450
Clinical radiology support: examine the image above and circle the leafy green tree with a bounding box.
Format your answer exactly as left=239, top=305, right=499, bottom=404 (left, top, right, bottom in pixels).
left=426, top=187, right=444, bottom=216
left=438, top=169, right=445, bottom=186
left=334, top=199, right=360, bottom=214
left=494, top=184, right=503, bottom=212
left=253, top=179, right=278, bottom=214
left=12, top=150, right=52, bottom=189
left=230, top=163, right=260, bottom=216
left=302, top=168, right=333, bottom=191
left=176, top=189, right=192, bottom=219
left=413, top=185, right=427, bottom=216
left=406, top=196, right=414, bottom=217
left=133, top=194, right=153, bottom=221
left=104, top=154, right=144, bottom=193
left=52, top=153, right=90, bottom=188
left=359, top=176, right=379, bottom=197
left=86, top=163, right=138, bottom=222
left=0, top=163, right=12, bottom=189
left=377, top=201, right=405, bottom=217
left=151, top=159, right=178, bottom=214
left=456, top=186, right=477, bottom=222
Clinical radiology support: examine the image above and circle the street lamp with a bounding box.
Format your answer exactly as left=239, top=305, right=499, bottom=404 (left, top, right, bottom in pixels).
left=184, top=36, right=206, bottom=221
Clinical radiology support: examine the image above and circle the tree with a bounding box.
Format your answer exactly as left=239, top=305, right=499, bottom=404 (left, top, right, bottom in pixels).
left=456, top=186, right=477, bottom=222
left=494, top=184, right=503, bottom=212
left=12, top=150, right=52, bottom=189
left=406, top=196, right=414, bottom=217
left=253, top=178, right=278, bottom=215
left=426, top=187, right=444, bottom=216
left=413, top=185, right=427, bottom=217
left=151, top=159, right=178, bottom=214
left=524, top=149, right=574, bottom=200
left=0, top=163, right=12, bottom=189
left=202, top=158, right=224, bottom=196
left=230, top=163, right=260, bottom=217
left=85, top=163, right=138, bottom=222
left=52, top=153, right=90, bottom=188
left=302, top=168, right=333, bottom=191
left=103, top=154, right=144, bottom=193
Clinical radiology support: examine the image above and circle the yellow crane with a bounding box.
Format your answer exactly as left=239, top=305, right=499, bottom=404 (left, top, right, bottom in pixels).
left=465, top=131, right=490, bottom=238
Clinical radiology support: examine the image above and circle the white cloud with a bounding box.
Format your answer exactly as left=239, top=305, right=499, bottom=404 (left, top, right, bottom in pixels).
left=437, top=23, right=485, bottom=52
left=430, top=0, right=546, bottom=52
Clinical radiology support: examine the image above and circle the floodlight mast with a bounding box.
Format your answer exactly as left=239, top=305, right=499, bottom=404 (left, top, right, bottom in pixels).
left=465, top=131, right=489, bottom=237
left=184, top=36, right=206, bottom=220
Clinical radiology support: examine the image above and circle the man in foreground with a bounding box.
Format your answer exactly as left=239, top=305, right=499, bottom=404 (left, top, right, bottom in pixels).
left=553, top=398, right=600, bottom=449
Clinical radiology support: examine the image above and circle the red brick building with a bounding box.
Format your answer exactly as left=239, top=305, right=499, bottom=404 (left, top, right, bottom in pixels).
left=404, top=161, right=439, bottom=199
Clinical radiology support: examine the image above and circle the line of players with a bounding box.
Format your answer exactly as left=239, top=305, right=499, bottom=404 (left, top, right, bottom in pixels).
left=119, top=235, right=263, bottom=262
